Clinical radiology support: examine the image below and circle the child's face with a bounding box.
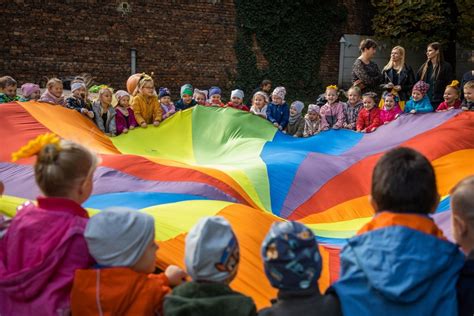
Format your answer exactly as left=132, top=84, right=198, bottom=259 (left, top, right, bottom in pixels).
left=194, top=93, right=206, bottom=105
left=253, top=95, right=266, bottom=109
left=290, top=106, right=298, bottom=116
left=231, top=96, right=242, bottom=105
left=263, top=83, right=272, bottom=93
left=132, top=238, right=159, bottom=274
left=50, top=83, right=63, bottom=98
left=348, top=89, right=361, bottom=105
left=384, top=96, right=395, bottom=110
left=308, top=111, right=318, bottom=121
left=443, top=87, right=458, bottom=104
left=326, top=89, right=338, bottom=104
left=272, top=95, right=283, bottom=105
left=73, top=87, right=86, bottom=99
left=210, top=94, right=221, bottom=104
left=412, top=90, right=423, bottom=102
left=100, top=90, right=112, bottom=105
left=182, top=94, right=193, bottom=104
left=4, top=84, right=17, bottom=98
left=30, top=90, right=41, bottom=100
left=160, top=96, right=171, bottom=105
left=464, top=87, right=474, bottom=102
left=118, top=96, right=130, bottom=108
left=140, top=83, right=154, bottom=97
left=363, top=96, right=375, bottom=110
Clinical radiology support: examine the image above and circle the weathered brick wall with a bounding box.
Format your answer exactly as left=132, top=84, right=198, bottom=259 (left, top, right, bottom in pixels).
left=0, top=0, right=369, bottom=97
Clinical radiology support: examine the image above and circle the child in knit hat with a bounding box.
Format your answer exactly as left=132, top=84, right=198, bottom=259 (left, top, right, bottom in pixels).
left=66, top=81, right=94, bottom=119
left=207, top=86, right=225, bottom=107
left=320, top=85, right=345, bottom=131
left=303, top=104, right=321, bottom=137
left=19, top=83, right=41, bottom=102
left=227, top=89, right=249, bottom=111
left=266, top=86, right=290, bottom=130
left=404, top=81, right=433, bottom=114
left=285, top=101, right=305, bottom=137
left=71, top=209, right=187, bottom=315
left=193, top=88, right=208, bottom=106
left=259, top=221, right=341, bottom=316
left=115, top=90, right=137, bottom=135
left=250, top=91, right=269, bottom=119
left=176, top=83, right=197, bottom=110
left=164, top=216, right=257, bottom=316
left=159, top=87, right=176, bottom=120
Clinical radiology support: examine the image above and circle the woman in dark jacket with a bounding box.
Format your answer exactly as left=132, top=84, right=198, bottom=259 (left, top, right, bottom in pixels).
left=417, top=42, right=454, bottom=108
left=381, top=46, right=415, bottom=104
left=352, top=38, right=383, bottom=94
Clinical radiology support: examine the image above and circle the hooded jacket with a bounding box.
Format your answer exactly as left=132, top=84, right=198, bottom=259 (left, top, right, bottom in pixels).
left=331, top=212, right=465, bottom=316
left=457, top=251, right=474, bottom=316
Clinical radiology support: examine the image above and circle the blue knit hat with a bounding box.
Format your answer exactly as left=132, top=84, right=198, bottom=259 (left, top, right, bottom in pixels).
left=209, top=86, right=222, bottom=97
left=261, top=221, right=321, bottom=291
left=159, top=87, right=171, bottom=98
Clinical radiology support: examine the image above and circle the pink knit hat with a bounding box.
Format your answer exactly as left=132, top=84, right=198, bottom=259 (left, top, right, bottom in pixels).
left=20, top=83, right=40, bottom=98
left=115, top=90, right=130, bottom=102
left=412, top=81, right=430, bottom=96
left=272, top=86, right=287, bottom=101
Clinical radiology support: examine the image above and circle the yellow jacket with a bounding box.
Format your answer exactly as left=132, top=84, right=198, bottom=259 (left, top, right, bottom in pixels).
left=131, top=93, right=162, bottom=125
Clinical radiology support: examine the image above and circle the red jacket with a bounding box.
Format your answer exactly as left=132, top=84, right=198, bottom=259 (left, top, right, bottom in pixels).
left=356, top=107, right=381, bottom=132
left=225, top=102, right=250, bottom=111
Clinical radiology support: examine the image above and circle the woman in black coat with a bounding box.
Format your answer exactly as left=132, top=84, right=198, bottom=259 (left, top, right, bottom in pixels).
left=381, top=46, right=415, bottom=104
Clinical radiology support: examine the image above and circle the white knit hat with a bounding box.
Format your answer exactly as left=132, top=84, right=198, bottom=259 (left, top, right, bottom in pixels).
left=231, top=89, right=244, bottom=100
left=271, top=86, right=286, bottom=101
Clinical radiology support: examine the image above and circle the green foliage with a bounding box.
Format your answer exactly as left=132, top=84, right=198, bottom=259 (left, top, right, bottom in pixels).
left=455, top=0, right=474, bottom=48
left=233, top=0, right=347, bottom=100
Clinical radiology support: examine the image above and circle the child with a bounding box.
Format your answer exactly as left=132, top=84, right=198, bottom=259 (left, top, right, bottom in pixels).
left=71, top=209, right=187, bottom=315
left=380, top=93, right=402, bottom=124
left=92, top=87, right=116, bottom=136
left=159, top=87, right=176, bottom=120
left=227, top=89, right=249, bottom=111
left=404, top=81, right=433, bottom=114
left=450, top=176, right=474, bottom=316
left=66, top=81, right=94, bottom=119
left=266, top=86, right=289, bottom=130
left=19, top=83, right=41, bottom=102
left=461, top=80, right=474, bottom=111
left=115, top=90, right=137, bottom=135
left=176, top=84, right=197, bottom=110
left=356, top=92, right=381, bottom=133
left=285, top=101, right=305, bottom=137
left=303, top=104, right=321, bottom=137
left=131, top=74, right=162, bottom=128
left=206, top=86, right=225, bottom=107
left=193, top=88, right=207, bottom=106
left=436, top=80, right=462, bottom=111
left=0, top=133, right=98, bottom=315
left=39, top=78, right=66, bottom=106
left=342, top=86, right=363, bottom=130
left=259, top=221, right=341, bottom=316
left=0, top=76, right=20, bottom=103
left=320, top=85, right=345, bottom=131
left=164, top=216, right=257, bottom=316
left=249, top=91, right=269, bottom=119
left=330, top=147, right=465, bottom=316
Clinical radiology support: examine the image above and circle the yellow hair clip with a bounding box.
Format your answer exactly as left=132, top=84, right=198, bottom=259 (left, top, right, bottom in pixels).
left=326, top=85, right=338, bottom=90
left=448, top=80, right=460, bottom=88
left=11, top=133, right=61, bottom=162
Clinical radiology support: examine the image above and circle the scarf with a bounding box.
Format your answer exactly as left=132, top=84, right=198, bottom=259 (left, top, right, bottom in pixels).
left=289, top=112, right=302, bottom=125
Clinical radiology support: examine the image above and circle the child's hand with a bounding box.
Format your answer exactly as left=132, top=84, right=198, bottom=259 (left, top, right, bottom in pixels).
left=361, top=129, right=367, bottom=133
left=130, top=125, right=135, bottom=130
left=384, top=121, right=389, bottom=124
left=394, top=85, right=401, bottom=91
left=293, top=134, right=298, bottom=138
left=123, top=128, right=128, bottom=134
left=80, top=108, right=87, bottom=114
left=153, top=121, right=160, bottom=127
left=333, top=126, right=340, bottom=130
left=165, top=265, right=187, bottom=287
left=462, top=107, right=469, bottom=111
left=141, top=122, right=147, bottom=128
left=278, top=126, right=283, bottom=130
left=273, top=122, right=279, bottom=127
left=87, top=111, right=94, bottom=119
left=395, top=114, right=400, bottom=119
left=410, top=109, right=416, bottom=114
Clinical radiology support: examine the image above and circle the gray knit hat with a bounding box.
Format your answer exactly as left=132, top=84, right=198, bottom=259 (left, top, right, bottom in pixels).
left=85, top=209, right=155, bottom=267
left=291, top=101, right=304, bottom=114
left=185, top=216, right=240, bottom=283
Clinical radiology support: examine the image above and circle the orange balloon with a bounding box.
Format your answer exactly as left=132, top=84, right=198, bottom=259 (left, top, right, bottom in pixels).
left=126, top=73, right=142, bottom=94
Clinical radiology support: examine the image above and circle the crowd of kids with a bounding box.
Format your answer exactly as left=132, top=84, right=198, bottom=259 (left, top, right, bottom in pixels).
left=0, top=138, right=473, bottom=315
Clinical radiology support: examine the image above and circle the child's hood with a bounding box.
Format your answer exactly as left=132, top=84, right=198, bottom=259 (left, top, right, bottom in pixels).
left=341, top=225, right=464, bottom=303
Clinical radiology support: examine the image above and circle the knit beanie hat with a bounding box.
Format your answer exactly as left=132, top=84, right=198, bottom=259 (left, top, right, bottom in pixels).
left=115, top=90, right=130, bottom=102
left=291, top=101, right=304, bottom=114
left=413, top=81, right=430, bottom=96
left=193, top=88, right=208, bottom=99
left=231, top=89, right=244, bottom=100
left=180, top=84, right=193, bottom=97
left=85, top=209, right=155, bottom=267
left=307, top=104, right=320, bottom=114
left=71, top=82, right=86, bottom=93
left=185, top=216, right=240, bottom=283
left=20, top=83, right=40, bottom=98
left=159, top=87, right=171, bottom=98
left=253, top=91, right=269, bottom=104
left=209, top=86, right=222, bottom=97
left=261, top=221, right=322, bottom=291
left=272, top=86, right=286, bottom=101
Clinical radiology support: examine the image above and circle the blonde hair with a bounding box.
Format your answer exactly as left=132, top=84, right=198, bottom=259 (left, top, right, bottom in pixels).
left=383, top=46, right=406, bottom=73
left=134, top=76, right=154, bottom=96
left=445, top=80, right=460, bottom=98
left=35, top=140, right=98, bottom=197
left=464, top=80, right=474, bottom=90
left=419, top=42, right=443, bottom=82
left=451, top=176, right=474, bottom=225
left=252, top=91, right=269, bottom=104
left=347, top=86, right=362, bottom=97
left=46, top=78, right=63, bottom=90
left=98, top=87, right=113, bottom=103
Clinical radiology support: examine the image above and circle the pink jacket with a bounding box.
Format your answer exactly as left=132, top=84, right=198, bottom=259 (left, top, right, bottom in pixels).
left=320, top=102, right=345, bottom=130
left=0, top=197, right=94, bottom=316
left=380, top=105, right=402, bottom=124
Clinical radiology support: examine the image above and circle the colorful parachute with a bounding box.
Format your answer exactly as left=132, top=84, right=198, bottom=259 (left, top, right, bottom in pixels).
left=1, top=101, right=473, bottom=308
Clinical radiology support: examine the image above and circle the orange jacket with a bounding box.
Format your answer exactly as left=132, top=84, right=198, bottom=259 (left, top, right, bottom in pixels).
left=71, top=267, right=170, bottom=315
left=131, top=93, right=163, bottom=125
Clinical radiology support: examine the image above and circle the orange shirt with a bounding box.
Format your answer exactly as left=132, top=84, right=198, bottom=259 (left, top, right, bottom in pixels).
left=131, top=93, right=162, bottom=125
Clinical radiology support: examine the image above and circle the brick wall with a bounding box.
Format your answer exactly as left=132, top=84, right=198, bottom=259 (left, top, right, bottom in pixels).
left=0, top=0, right=370, bottom=97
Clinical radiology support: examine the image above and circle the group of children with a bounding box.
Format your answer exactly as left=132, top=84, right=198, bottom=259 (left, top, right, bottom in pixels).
left=0, top=136, right=473, bottom=315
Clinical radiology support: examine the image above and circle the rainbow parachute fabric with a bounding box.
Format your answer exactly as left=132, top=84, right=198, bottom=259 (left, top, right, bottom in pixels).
left=1, top=101, right=474, bottom=308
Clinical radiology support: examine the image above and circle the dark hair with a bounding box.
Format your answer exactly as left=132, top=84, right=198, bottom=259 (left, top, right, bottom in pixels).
left=420, top=42, right=444, bottom=81
left=0, top=76, right=17, bottom=89
left=359, top=39, right=378, bottom=52
left=261, top=79, right=272, bottom=87
left=362, top=91, right=378, bottom=103
left=371, top=147, right=438, bottom=214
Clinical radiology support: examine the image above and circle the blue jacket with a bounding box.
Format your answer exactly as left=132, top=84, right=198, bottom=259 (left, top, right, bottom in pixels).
left=331, top=225, right=465, bottom=316
left=457, top=254, right=474, bottom=316
left=175, top=99, right=197, bottom=111
left=404, top=95, right=433, bottom=113
left=266, top=102, right=289, bottom=129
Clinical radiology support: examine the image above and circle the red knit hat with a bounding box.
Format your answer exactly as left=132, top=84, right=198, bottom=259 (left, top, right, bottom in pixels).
left=413, top=81, right=430, bottom=95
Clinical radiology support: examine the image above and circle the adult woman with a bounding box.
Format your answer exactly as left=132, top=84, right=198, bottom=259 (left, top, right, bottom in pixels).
left=417, top=42, right=453, bottom=108
left=352, top=39, right=383, bottom=94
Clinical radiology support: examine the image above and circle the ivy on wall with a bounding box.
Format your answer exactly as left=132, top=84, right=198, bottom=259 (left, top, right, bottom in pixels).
left=234, top=0, right=347, bottom=100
